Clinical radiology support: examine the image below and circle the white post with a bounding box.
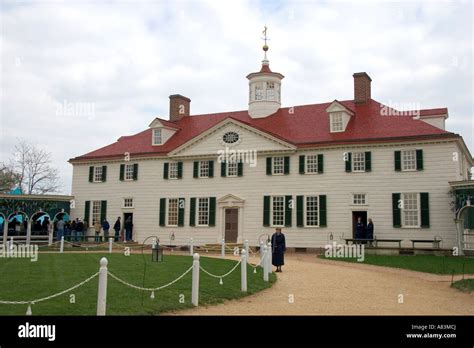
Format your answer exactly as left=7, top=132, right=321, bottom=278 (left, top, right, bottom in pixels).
left=221, top=238, right=225, bottom=258
left=108, top=237, right=113, bottom=254
left=244, top=240, right=249, bottom=263
left=192, top=253, right=200, bottom=307
left=48, top=231, right=53, bottom=246
left=60, top=236, right=64, bottom=253
left=259, top=241, right=264, bottom=259
left=26, top=220, right=31, bottom=246
left=7, top=237, right=13, bottom=257
left=190, top=237, right=194, bottom=256
left=263, top=245, right=269, bottom=282
left=241, top=249, right=247, bottom=292
left=267, top=241, right=272, bottom=274
left=97, top=257, right=108, bottom=316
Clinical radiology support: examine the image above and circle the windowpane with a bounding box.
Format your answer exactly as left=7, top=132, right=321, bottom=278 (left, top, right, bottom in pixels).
left=255, top=83, right=263, bottom=101
left=306, top=196, right=319, bottom=226
left=227, top=161, right=238, bottom=177
left=352, top=152, right=366, bottom=172
left=94, top=166, right=103, bottom=182
left=272, top=196, right=284, bottom=227
left=198, top=198, right=209, bottom=226
left=92, top=201, right=101, bottom=225
left=167, top=198, right=179, bottom=226
left=402, top=150, right=416, bottom=171
left=266, top=82, right=275, bottom=100
left=125, top=164, right=134, bottom=180
left=169, top=162, right=178, bottom=179
left=153, top=129, right=162, bottom=145
left=272, top=157, right=284, bottom=175
left=306, top=155, right=318, bottom=173
left=331, top=113, right=343, bottom=132
left=123, top=198, right=133, bottom=208
left=352, top=194, right=366, bottom=205
left=199, top=161, right=209, bottom=178
left=402, top=193, right=419, bottom=227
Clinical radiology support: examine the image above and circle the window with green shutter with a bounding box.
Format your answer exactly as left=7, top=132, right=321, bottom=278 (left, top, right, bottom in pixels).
left=317, top=154, right=324, bottom=173
left=190, top=198, right=196, bottom=226
left=193, top=161, right=199, bottom=178
left=159, top=198, right=166, bottom=226
left=221, top=161, right=226, bottom=177
left=365, top=152, right=371, bottom=172
left=120, top=164, right=125, bottom=181
left=208, top=161, right=214, bottom=178
left=285, top=195, right=292, bottom=227
left=132, top=164, right=138, bottom=180
left=392, top=193, right=401, bottom=227
left=100, top=201, right=107, bottom=222
left=296, top=195, right=304, bottom=227
left=394, top=151, right=401, bottom=171
left=319, top=195, right=327, bottom=227
left=266, top=157, right=272, bottom=175
left=177, top=162, right=183, bottom=179
left=237, top=161, right=243, bottom=176
left=209, top=197, right=216, bottom=226
left=163, top=163, right=169, bottom=179
left=263, top=196, right=270, bottom=226
left=284, top=156, right=290, bottom=174
left=416, top=149, right=424, bottom=171
left=299, top=155, right=305, bottom=174
left=89, top=166, right=94, bottom=182
left=420, top=192, right=429, bottom=228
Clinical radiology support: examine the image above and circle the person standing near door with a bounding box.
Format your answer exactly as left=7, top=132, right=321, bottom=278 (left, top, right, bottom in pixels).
left=102, top=218, right=110, bottom=241
left=355, top=216, right=365, bottom=239
left=366, top=218, right=374, bottom=240
left=124, top=216, right=133, bottom=242
left=93, top=220, right=102, bottom=242
left=56, top=218, right=65, bottom=241
left=271, top=228, right=286, bottom=272
left=113, top=217, right=121, bottom=242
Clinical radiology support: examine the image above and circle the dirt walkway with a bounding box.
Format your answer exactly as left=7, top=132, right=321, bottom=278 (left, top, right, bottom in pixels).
left=171, top=254, right=474, bottom=315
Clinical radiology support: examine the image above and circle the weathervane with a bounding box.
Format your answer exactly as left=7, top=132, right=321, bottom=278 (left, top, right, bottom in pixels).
left=261, top=25, right=270, bottom=59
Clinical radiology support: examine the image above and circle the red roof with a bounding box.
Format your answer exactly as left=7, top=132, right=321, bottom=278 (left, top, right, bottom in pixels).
left=70, top=99, right=455, bottom=162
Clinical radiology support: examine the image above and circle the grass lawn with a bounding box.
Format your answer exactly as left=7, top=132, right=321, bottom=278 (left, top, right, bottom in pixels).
left=320, top=254, right=474, bottom=275
left=451, top=279, right=474, bottom=293
left=0, top=252, right=275, bottom=315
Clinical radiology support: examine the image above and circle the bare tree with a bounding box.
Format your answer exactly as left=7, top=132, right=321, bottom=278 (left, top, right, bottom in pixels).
left=6, top=140, right=61, bottom=194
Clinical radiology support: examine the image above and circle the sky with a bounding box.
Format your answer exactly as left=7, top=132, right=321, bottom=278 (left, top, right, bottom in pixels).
left=1, top=0, right=473, bottom=194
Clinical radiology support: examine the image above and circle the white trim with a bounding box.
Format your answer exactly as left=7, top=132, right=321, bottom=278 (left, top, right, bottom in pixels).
left=122, top=197, right=134, bottom=209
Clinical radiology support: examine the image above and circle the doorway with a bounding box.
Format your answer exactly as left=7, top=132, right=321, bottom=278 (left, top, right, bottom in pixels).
left=352, top=211, right=367, bottom=238
left=123, top=212, right=133, bottom=242
left=224, top=208, right=238, bottom=243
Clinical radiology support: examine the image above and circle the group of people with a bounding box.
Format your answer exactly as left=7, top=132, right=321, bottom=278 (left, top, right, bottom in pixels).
left=355, top=217, right=374, bottom=240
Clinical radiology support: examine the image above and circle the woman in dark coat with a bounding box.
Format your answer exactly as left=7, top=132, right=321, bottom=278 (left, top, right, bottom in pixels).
left=366, top=218, right=374, bottom=240
left=271, top=228, right=286, bottom=272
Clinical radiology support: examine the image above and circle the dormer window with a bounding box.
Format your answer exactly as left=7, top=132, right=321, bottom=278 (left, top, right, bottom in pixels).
left=153, top=129, right=162, bottom=145
left=255, top=83, right=264, bottom=101
left=330, top=112, right=344, bottom=132
left=266, top=82, right=275, bottom=100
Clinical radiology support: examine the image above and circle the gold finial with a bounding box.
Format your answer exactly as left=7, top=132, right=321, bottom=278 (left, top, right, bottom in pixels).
left=261, top=25, right=269, bottom=55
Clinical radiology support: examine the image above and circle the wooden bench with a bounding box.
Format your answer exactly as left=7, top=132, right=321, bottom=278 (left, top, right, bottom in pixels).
left=410, top=239, right=441, bottom=249
left=344, top=238, right=402, bottom=248
left=373, top=239, right=402, bottom=248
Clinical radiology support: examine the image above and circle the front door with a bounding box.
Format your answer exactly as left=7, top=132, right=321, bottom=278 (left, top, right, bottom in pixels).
left=352, top=211, right=367, bottom=238
left=224, top=208, right=238, bottom=243
left=123, top=212, right=133, bottom=241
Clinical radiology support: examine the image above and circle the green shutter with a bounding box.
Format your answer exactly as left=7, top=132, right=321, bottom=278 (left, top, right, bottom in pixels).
left=209, top=197, right=216, bottom=226
left=221, top=161, right=226, bottom=177
left=392, top=193, right=401, bottom=228
left=319, top=195, right=327, bottom=227
left=317, top=154, right=324, bottom=173
left=133, top=164, right=138, bottom=180
left=285, top=195, right=292, bottom=227
left=159, top=198, right=166, bottom=226
left=365, top=152, right=371, bottom=172
left=100, top=201, right=107, bottom=223
left=102, top=166, right=107, bottom=182
left=163, top=163, right=169, bottom=179
left=190, top=198, right=196, bottom=226
left=394, top=151, right=401, bottom=171
left=177, top=162, right=183, bottom=179
left=208, top=161, right=214, bottom=178
left=299, top=155, right=305, bottom=174
left=237, top=161, right=243, bottom=176
left=119, top=164, right=125, bottom=181
left=263, top=196, right=270, bottom=226
left=193, top=162, right=199, bottom=178
left=345, top=152, right=352, bottom=172
left=284, top=156, right=290, bottom=174
left=266, top=157, right=272, bottom=175
left=296, top=195, right=304, bottom=227
left=420, top=193, right=430, bottom=228
left=178, top=198, right=185, bottom=226
left=89, top=166, right=94, bottom=182
left=84, top=201, right=90, bottom=224
left=416, top=149, right=424, bottom=170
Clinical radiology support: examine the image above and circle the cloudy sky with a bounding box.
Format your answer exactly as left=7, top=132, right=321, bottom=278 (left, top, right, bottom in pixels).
left=1, top=0, right=472, bottom=194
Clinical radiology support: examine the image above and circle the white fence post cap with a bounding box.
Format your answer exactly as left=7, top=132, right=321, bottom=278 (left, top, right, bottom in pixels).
left=100, top=257, right=108, bottom=267
left=193, top=253, right=200, bottom=260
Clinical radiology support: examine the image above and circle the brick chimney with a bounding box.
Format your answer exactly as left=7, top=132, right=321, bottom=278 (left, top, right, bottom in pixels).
left=353, top=72, right=372, bottom=104
left=169, top=94, right=191, bottom=122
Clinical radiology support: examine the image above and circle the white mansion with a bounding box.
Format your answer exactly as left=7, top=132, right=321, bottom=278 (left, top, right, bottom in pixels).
left=69, top=48, right=473, bottom=251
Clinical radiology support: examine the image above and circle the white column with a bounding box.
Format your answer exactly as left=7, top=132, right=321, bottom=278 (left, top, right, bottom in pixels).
left=244, top=240, right=249, bottom=263
left=108, top=237, right=113, bottom=254
left=192, top=253, right=200, bottom=307
left=263, top=245, right=269, bottom=282
left=2, top=219, right=7, bottom=245
left=26, top=220, right=32, bottom=246
left=241, top=249, right=247, bottom=292
left=60, top=236, right=64, bottom=253
left=267, top=241, right=272, bottom=273
left=189, top=237, right=194, bottom=256
left=97, top=257, right=108, bottom=316
left=221, top=238, right=225, bottom=258
left=259, top=241, right=264, bottom=261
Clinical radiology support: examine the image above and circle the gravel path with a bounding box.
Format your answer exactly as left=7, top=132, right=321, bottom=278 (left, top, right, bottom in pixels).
left=171, top=254, right=474, bottom=315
